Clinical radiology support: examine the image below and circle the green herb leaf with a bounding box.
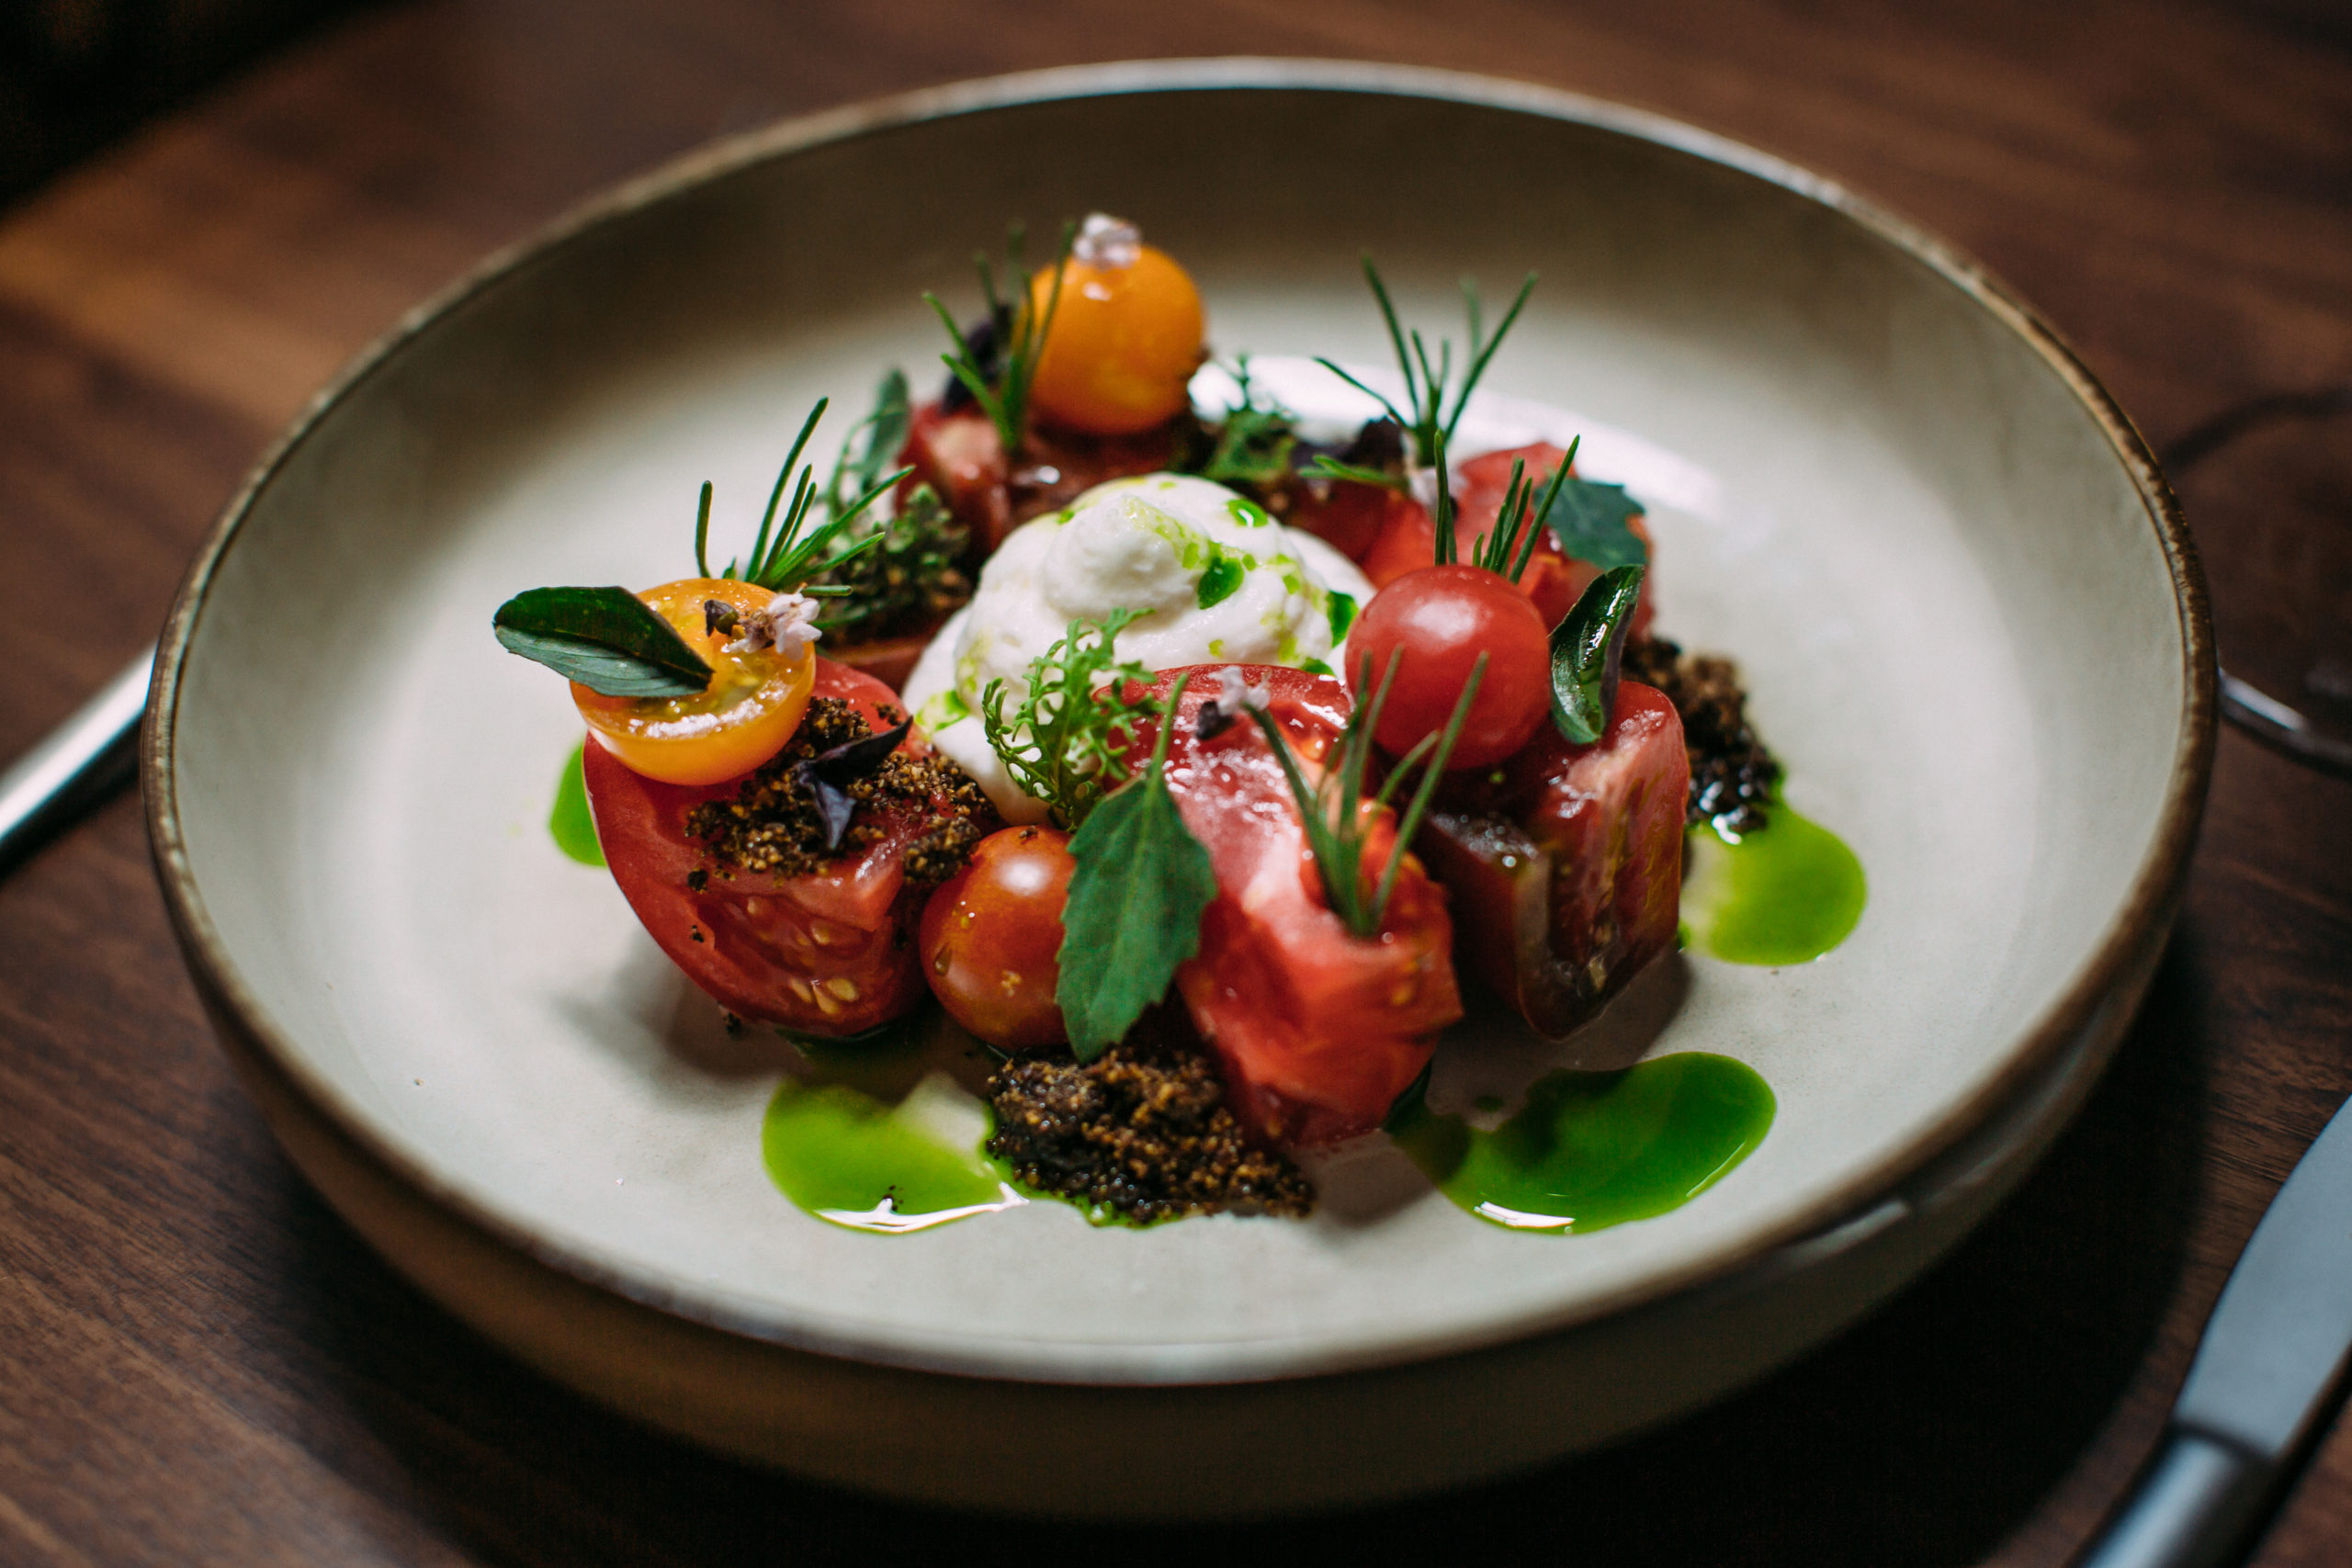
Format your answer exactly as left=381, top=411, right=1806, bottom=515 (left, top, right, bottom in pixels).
left=1191, top=356, right=1300, bottom=489
left=1327, top=590, right=1357, bottom=642
left=1549, top=564, right=1646, bottom=744
left=493, top=586, right=712, bottom=697
left=1057, top=677, right=1217, bottom=1061
left=1542, top=475, right=1649, bottom=570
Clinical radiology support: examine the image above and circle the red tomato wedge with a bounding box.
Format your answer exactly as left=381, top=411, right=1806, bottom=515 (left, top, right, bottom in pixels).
left=582, top=660, right=950, bottom=1037
left=1360, top=443, right=1657, bottom=637
left=1415, top=680, right=1688, bottom=1038
left=1127, top=666, right=1463, bottom=1147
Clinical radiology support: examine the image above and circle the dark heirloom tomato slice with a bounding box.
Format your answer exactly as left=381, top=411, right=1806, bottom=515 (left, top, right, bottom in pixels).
left=900, top=400, right=1177, bottom=558
left=1360, top=443, right=1657, bottom=637
left=1416, top=681, right=1688, bottom=1039
left=582, top=660, right=949, bottom=1037
left=1127, top=666, right=1463, bottom=1147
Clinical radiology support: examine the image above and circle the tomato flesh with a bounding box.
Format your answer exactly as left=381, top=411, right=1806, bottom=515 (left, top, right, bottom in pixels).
left=1415, top=681, right=1688, bottom=1037
left=1360, top=444, right=1657, bottom=637
left=571, top=577, right=814, bottom=785
left=919, top=826, right=1074, bottom=1051
left=1345, top=564, right=1553, bottom=770
left=1129, top=666, right=1462, bottom=1147
left=583, top=659, right=963, bottom=1037
left=1284, top=477, right=1419, bottom=565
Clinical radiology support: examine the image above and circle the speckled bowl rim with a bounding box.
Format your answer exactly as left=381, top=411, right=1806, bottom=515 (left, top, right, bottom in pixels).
left=143, top=58, right=2216, bottom=1389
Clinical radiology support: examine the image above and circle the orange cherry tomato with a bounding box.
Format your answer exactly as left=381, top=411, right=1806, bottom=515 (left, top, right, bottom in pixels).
left=1026, top=242, right=1204, bottom=436
left=572, top=577, right=814, bottom=785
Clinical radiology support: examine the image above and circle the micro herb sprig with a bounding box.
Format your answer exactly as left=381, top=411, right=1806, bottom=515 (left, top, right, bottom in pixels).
left=1245, top=650, right=1487, bottom=938
left=925, top=220, right=1077, bottom=459
left=1313, top=258, right=1536, bottom=533
left=1195, top=355, right=1300, bottom=489
left=979, top=609, right=1154, bottom=830
left=808, top=371, right=971, bottom=637
left=693, top=398, right=912, bottom=593
left=1469, top=435, right=1578, bottom=580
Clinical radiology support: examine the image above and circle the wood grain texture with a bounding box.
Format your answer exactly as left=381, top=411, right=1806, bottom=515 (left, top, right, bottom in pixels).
left=1, top=2, right=2347, bottom=1562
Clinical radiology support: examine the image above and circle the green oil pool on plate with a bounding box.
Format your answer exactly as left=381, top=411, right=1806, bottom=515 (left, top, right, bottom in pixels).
left=549, top=741, right=605, bottom=867
left=762, top=1072, right=1022, bottom=1234
left=1388, top=1053, right=1775, bottom=1233
left=1683, top=798, right=1864, bottom=965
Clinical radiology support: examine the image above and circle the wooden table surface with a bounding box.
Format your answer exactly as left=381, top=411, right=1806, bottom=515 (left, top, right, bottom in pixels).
left=4, top=2, right=2349, bottom=1562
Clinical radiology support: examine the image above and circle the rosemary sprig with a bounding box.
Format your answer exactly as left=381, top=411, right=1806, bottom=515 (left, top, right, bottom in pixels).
left=1245, top=650, right=1487, bottom=937
left=924, top=220, right=1077, bottom=458
left=695, top=399, right=911, bottom=593
left=1469, top=434, right=1577, bottom=580
left=1317, top=258, right=1535, bottom=547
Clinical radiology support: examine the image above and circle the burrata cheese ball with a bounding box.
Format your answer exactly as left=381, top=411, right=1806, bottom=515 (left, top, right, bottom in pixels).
left=902, top=472, right=1375, bottom=822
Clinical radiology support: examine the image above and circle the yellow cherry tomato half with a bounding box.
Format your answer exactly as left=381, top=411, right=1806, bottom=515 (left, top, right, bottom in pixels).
left=571, top=577, right=814, bottom=786
left=1025, top=243, right=1205, bottom=436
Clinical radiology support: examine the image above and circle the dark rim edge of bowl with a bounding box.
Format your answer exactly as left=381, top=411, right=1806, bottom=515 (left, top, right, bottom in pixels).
left=141, top=57, right=2218, bottom=1388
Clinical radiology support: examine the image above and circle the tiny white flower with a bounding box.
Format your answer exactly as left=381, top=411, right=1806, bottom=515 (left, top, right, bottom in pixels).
left=1071, top=212, right=1142, bottom=270
left=727, top=590, right=823, bottom=656
left=1215, top=664, right=1271, bottom=714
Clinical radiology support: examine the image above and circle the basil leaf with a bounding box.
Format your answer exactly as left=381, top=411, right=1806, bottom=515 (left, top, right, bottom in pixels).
left=1541, top=476, right=1649, bottom=570
left=493, top=586, right=713, bottom=697
left=1056, top=690, right=1217, bottom=1062
left=1549, top=565, right=1646, bottom=744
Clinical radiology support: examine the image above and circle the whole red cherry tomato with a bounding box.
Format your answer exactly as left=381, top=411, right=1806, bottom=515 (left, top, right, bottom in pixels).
left=1345, top=564, right=1553, bottom=770
left=918, top=826, right=1075, bottom=1050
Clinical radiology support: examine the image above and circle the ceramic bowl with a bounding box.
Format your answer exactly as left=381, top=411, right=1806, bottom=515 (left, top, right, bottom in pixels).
left=145, top=60, right=2212, bottom=1517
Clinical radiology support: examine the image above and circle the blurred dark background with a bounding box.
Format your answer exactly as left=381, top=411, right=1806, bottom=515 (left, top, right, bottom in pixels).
left=0, top=0, right=357, bottom=202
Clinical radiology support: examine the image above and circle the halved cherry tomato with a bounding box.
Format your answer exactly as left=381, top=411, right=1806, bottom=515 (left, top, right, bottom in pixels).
left=1416, top=680, right=1688, bottom=1037
left=571, top=577, right=812, bottom=785
left=583, top=660, right=977, bottom=1037
left=918, top=826, right=1074, bottom=1050
left=1026, top=241, right=1204, bottom=435
left=1126, top=666, right=1461, bottom=1147
left=1345, top=564, right=1553, bottom=770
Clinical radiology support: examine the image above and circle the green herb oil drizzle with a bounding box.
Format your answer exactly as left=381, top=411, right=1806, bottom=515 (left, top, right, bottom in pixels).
left=1388, top=1054, right=1775, bottom=1233
left=1683, top=798, right=1865, bottom=965
left=549, top=741, right=605, bottom=866
left=761, top=1074, right=1021, bottom=1234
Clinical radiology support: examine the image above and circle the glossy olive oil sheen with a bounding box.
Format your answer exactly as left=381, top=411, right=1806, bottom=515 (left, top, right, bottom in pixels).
left=1684, top=799, right=1864, bottom=965
left=549, top=741, right=605, bottom=866
left=1388, top=1054, right=1775, bottom=1233
left=762, top=1077, right=1020, bottom=1234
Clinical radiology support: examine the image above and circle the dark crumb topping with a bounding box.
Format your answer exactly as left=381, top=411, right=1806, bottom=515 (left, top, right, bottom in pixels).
left=684, top=697, right=995, bottom=884
left=987, top=1027, right=1315, bottom=1224
left=1622, top=636, right=1781, bottom=835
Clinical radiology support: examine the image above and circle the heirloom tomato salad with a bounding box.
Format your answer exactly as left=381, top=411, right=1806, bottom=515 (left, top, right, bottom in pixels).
left=497, top=215, right=1859, bottom=1233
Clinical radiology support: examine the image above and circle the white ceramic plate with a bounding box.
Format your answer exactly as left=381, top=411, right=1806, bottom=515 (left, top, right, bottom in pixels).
left=147, top=61, right=2211, bottom=1514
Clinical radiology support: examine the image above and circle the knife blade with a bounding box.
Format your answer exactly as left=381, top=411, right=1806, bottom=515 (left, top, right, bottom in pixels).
left=2079, top=1093, right=2352, bottom=1568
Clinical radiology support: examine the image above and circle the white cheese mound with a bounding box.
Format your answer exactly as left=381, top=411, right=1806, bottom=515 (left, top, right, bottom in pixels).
left=901, top=472, right=1374, bottom=823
